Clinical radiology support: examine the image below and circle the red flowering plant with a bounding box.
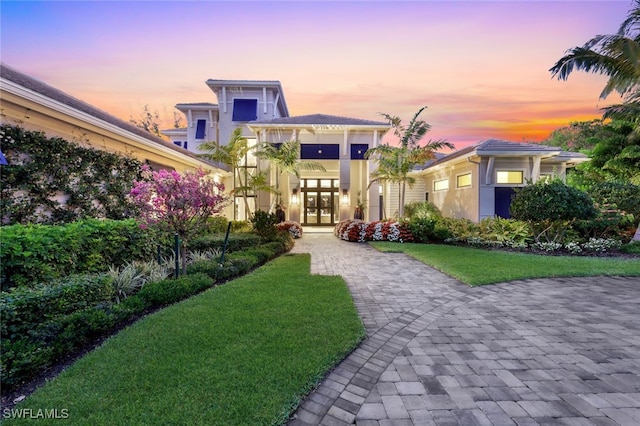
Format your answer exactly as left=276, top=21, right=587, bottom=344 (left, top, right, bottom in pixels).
left=277, top=221, right=303, bottom=238
left=335, top=219, right=413, bottom=243
left=129, top=165, right=229, bottom=272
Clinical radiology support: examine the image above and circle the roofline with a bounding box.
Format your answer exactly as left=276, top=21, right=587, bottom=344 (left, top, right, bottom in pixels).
left=247, top=123, right=391, bottom=132
left=175, top=103, right=219, bottom=111
left=0, top=76, right=230, bottom=175
left=205, top=79, right=290, bottom=117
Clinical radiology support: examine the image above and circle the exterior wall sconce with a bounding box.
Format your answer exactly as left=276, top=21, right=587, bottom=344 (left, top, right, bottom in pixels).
left=291, top=188, right=299, bottom=206
left=341, top=189, right=349, bottom=206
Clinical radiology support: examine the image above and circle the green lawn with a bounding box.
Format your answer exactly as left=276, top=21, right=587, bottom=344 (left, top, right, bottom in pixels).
left=6, top=254, right=364, bottom=425
left=370, top=242, right=640, bottom=286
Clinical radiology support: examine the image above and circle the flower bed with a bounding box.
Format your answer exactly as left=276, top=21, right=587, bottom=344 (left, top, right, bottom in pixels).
left=335, top=219, right=413, bottom=243
left=277, top=221, right=303, bottom=238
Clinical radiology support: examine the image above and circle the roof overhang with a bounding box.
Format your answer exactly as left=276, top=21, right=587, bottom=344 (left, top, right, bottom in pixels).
left=205, top=79, right=290, bottom=117
left=1, top=77, right=230, bottom=176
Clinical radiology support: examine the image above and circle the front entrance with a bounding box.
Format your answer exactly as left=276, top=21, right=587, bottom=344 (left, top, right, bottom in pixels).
left=301, top=179, right=339, bottom=226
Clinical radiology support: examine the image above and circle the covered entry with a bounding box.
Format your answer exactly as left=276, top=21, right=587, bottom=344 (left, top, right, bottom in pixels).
left=301, top=178, right=339, bottom=226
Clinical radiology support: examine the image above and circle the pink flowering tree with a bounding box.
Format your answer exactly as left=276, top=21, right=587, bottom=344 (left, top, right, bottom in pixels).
left=129, top=166, right=229, bottom=273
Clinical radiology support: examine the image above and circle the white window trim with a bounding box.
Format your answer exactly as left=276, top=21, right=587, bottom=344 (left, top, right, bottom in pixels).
left=434, top=178, right=449, bottom=191
left=456, top=172, right=472, bottom=189
left=232, top=98, right=259, bottom=122
left=495, top=169, right=525, bottom=186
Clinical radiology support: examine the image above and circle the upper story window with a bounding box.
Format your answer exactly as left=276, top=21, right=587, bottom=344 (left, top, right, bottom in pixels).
left=232, top=99, right=258, bottom=122
left=350, top=144, right=369, bottom=160
left=434, top=178, right=449, bottom=191
left=457, top=173, right=472, bottom=188
left=496, top=170, right=524, bottom=184
left=195, top=119, right=207, bottom=140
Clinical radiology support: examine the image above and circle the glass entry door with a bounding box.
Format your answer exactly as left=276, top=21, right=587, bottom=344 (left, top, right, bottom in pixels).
left=301, top=179, right=339, bottom=226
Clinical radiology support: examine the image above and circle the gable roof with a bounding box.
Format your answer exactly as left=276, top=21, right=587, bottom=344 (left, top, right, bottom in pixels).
left=250, top=113, right=390, bottom=128
left=421, top=138, right=588, bottom=169
left=0, top=63, right=228, bottom=172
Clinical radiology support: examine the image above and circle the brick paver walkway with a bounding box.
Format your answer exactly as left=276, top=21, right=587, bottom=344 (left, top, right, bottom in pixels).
left=288, top=233, right=640, bottom=426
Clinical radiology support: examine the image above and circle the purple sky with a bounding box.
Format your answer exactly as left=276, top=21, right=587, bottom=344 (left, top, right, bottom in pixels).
left=0, top=1, right=632, bottom=148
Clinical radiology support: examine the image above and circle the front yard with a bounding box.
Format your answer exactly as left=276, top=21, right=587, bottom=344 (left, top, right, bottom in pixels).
left=370, top=242, right=640, bottom=286
left=3, top=254, right=364, bottom=425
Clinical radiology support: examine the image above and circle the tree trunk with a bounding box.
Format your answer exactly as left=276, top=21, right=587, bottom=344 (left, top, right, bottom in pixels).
left=633, top=221, right=640, bottom=241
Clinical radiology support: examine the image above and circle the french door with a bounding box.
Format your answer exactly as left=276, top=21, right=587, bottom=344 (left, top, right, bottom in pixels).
left=301, top=179, right=339, bottom=226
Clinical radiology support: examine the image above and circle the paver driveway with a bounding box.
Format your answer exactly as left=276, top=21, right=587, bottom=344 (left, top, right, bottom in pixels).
left=288, top=233, right=640, bottom=426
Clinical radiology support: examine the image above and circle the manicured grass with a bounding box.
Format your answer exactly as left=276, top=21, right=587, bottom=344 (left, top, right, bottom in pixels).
left=370, top=242, right=640, bottom=286
left=6, top=254, right=364, bottom=425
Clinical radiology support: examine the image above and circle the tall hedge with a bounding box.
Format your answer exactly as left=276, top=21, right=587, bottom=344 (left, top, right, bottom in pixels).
left=0, top=125, right=142, bottom=225
left=0, top=219, right=156, bottom=290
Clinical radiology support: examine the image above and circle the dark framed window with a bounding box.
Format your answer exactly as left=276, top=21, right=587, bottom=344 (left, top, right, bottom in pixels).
left=350, top=144, right=369, bottom=160
left=300, top=144, right=340, bottom=160
left=195, top=120, right=206, bottom=139
left=232, top=99, right=258, bottom=122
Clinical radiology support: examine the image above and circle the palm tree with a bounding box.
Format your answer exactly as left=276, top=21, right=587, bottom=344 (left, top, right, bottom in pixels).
left=365, top=106, right=453, bottom=218
left=254, top=139, right=325, bottom=209
left=550, top=0, right=640, bottom=240
left=198, top=128, right=255, bottom=219
left=549, top=0, right=640, bottom=100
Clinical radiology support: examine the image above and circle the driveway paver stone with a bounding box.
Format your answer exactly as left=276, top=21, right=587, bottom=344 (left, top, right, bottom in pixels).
left=287, top=233, right=640, bottom=426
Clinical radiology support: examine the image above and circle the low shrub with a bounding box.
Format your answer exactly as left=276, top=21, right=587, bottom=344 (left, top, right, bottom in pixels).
left=277, top=221, right=303, bottom=238
left=136, top=274, right=212, bottom=307
left=335, top=219, right=412, bottom=243
left=621, top=240, right=640, bottom=254
left=0, top=274, right=114, bottom=340
left=251, top=210, right=279, bottom=242
left=190, top=233, right=261, bottom=253
left=404, top=201, right=442, bottom=220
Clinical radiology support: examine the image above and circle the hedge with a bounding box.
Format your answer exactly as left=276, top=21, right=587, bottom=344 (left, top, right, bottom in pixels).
left=0, top=219, right=156, bottom=290
left=1, top=233, right=294, bottom=391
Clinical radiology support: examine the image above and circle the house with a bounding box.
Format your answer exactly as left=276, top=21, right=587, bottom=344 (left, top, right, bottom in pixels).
left=0, top=63, right=229, bottom=178
left=165, top=78, right=589, bottom=225
left=164, top=80, right=391, bottom=224
left=415, top=139, right=589, bottom=222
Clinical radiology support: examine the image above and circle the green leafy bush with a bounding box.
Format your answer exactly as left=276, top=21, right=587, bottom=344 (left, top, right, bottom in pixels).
left=190, top=233, right=261, bottom=253
left=511, top=179, right=597, bottom=243
left=477, top=217, right=532, bottom=245
left=404, top=201, right=443, bottom=220
left=621, top=241, right=640, bottom=254
left=587, top=181, right=640, bottom=218
left=0, top=274, right=114, bottom=340
left=511, top=179, right=597, bottom=222
left=0, top=219, right=156, bottom=290
left=250, top=210, right=279, bottom=241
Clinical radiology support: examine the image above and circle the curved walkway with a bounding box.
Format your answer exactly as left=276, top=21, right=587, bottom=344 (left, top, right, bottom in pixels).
left=288, top=233, right=640, bottom=426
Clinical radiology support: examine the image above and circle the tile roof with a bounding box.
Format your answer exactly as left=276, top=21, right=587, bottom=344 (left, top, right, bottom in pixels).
left=420, top=139, right=587, bottom=169
left=251, top=113, right=389, bottom=127
left=0, top=63, right=227, bottom=171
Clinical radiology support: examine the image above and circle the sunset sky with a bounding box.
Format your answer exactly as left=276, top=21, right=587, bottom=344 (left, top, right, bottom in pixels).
left=0, top=1, right=632, bottom=149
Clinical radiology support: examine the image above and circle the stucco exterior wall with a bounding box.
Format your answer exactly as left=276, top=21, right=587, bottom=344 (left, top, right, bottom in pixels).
left=0, top=90, right=218, bottom=174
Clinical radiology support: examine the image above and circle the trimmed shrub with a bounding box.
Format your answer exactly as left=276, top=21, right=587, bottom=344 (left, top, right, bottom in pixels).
left=0, top=274, right=114, bottom=340
left=511, top=179, right=597, bottom=243
left=190, top=233, right=262, bottom=253
left=511, top=179, right=597, bottom=222
left=0, top=219, right=156, bottom=290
